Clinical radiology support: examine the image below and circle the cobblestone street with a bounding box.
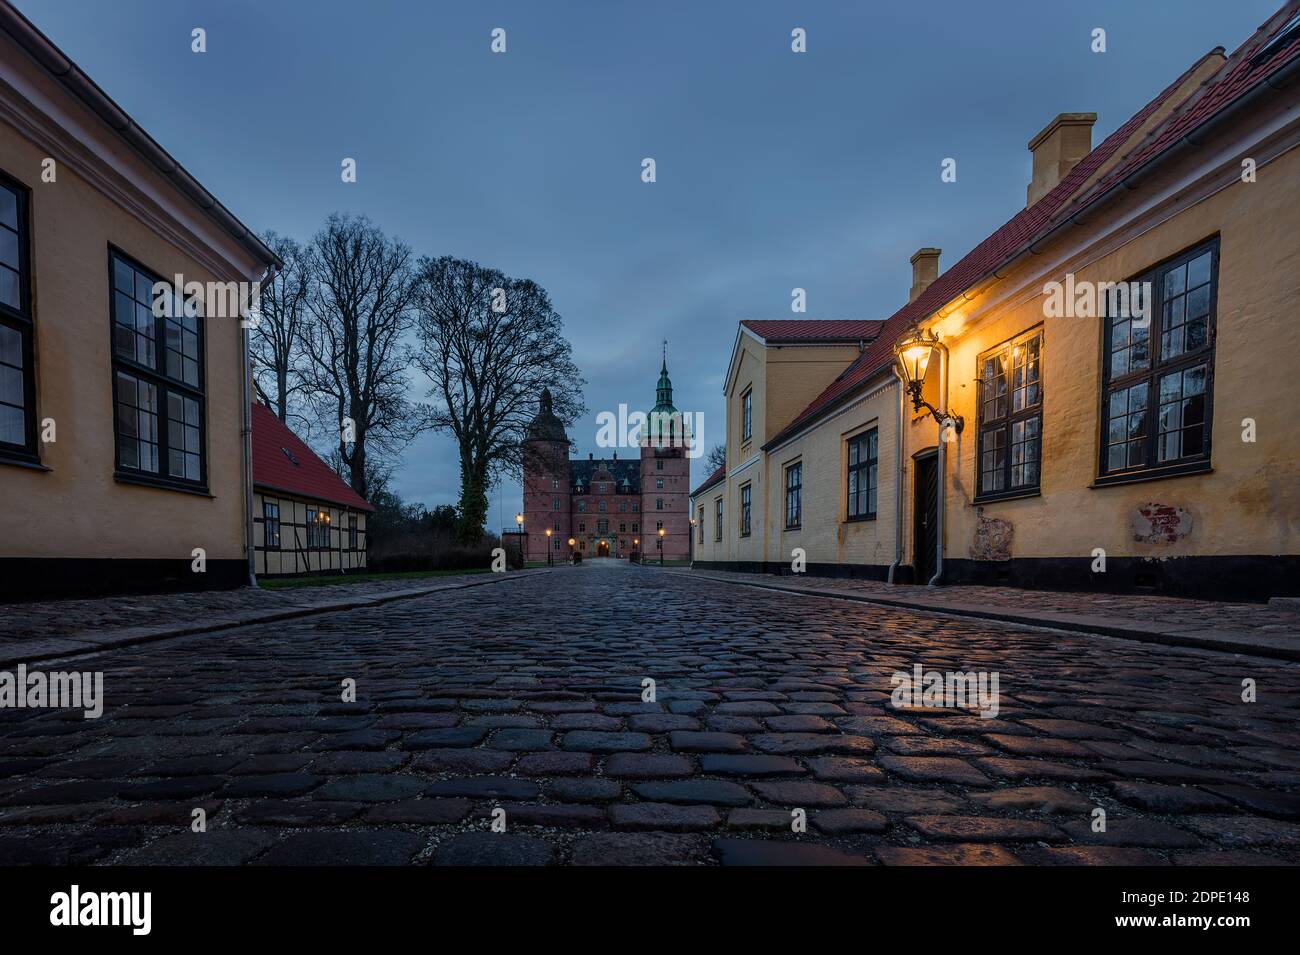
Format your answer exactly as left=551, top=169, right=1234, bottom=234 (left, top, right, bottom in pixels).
left=2, top=559, right=1298, bottom=866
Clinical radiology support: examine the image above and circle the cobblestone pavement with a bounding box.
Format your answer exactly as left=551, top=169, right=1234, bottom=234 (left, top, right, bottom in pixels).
left=0, top=571, right=507, bottom=663
left=684, top=569, right=1300, bottom=659
left=1, top=559, right=1298, bottom=866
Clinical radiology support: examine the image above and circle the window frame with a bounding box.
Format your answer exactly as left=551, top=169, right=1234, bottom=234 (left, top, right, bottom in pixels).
left=741, top=388, right=753, bottom=443
left=262, top=499, right=281, bottom=550
left=348, top=514, right=359, bottom=551
left=845, top=428, right=878, bottom=521
left=107, top=247, right=208, bottom=493
left=739, top=482, right=752, bottom=538
left=975, top=326, right=1044, bottom=503
left=714, top=497, right=723, bottom=541
left=784, top=460, right=802, bottom=530
left=0, top=170, right=37, bottom=465
left=1096, top=237, right=1219, bottom=487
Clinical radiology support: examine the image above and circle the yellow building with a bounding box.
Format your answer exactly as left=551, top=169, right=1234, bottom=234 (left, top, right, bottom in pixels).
left=693, top=7, right=1300, bottom=601
left=0, top=3, right=279, bottom=598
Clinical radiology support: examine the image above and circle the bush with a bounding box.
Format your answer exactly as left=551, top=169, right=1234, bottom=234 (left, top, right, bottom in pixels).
left=366, top=492, right=512, bottom=572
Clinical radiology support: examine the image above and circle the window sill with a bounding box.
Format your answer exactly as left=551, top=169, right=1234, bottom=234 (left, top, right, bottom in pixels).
left=0, top=452, right=49, bottom=472
left=844, top=514, right=877, bottom=524
left=784, top=524, right=801, bottom=532
left=114, top=471, right=213, bottom=498
left=973, top=487, right=1041, bottom=505
left=1092, top=461, right=1212, bottom=489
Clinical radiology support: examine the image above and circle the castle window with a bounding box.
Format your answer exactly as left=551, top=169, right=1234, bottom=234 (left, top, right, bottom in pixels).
left=619, top=501, right=627, bottom=512
left=656, top=459, right=663, bottom=470
left=632, top=522, right=639, bottom=533
left=552, top=498, right=560, bottom=510
left=656, top=478, right=664, bottom=489
left=620, top=522, right=626, bottom=532
left=598, top=499, right=606, bottom=511
left=656, top=498, right=663, bottom=510
left=579, top=522, right=586, bottom=532
left=577, top=499, right=586, bottom=512
left=631, top=502, right=638, bottom=512
left=740, top=483, right=752, bottom=537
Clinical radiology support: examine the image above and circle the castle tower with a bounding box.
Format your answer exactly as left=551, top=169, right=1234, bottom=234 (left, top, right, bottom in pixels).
left=521, top=387, right=570, bottom=561
left=640, top=346, right=691, bottom=561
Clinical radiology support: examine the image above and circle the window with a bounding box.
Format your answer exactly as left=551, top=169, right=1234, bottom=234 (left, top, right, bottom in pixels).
left=0, top=173, right=35, bottom=461
left=656, top=459, right=663, bottom=471
left=619, top=522, right=627, bottom=532
left=597, top=519, right=608, bottom=533
left=619, top=501, right=627, bottom=512
left=306, top=507, right=330, bottom=548
left=741, top=389, right=753, bottom=442
left=656, top=478, right=664, bottom=489
left=348, top=515, right=358, bottom=550
left=655, top=520, right=663, bottom=531
left=977, top=328, right=1043, bottom=499
left=714, top=498, right=723, bottom=541
left=740, top=483, right=752, bottom=537
left=110, top=251, right=204, bottom=487
left=262, top=500, right=281, bottom=549
left=577, top=499, right=586, bottom=512
left=631, top=501, right=638, bottom=512
left=578, top=522, right=586, bottom=532
left=656, top=538, right=662, bottom=550
left=656, top=498, right=664, bottom=510
left=847, top=429, right=878, bottom=519
left=598, top=499, right=606, bottom=511
left=631, top=522, right=638, bottom=533
left=785, top=462, right=802, bottom=529
left=552, top=498, right=560, bottom=510
left=1100, top=239, right=1217, bottom=482
left=698, top=505, right=705, bottom=542
left=553, top=520, right=561, bottom=531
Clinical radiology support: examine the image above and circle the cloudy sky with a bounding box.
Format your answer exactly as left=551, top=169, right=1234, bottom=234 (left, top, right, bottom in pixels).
left=22, top=0, right=1277, bottom=530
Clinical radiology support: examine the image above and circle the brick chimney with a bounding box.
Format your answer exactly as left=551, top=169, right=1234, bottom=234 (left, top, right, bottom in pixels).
left=909, top=248, right=941, bottom=302
left=1027, top=112, right=1096, bottom=206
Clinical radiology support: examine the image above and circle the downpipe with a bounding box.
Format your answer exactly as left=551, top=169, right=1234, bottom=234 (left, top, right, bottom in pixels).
left=887, top=372, right=905, bottom=584
left=930, top=340, right=951, bottom=587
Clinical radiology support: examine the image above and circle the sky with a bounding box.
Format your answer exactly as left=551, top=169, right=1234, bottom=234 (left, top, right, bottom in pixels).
left=19, top=0, right=1280, bottom=532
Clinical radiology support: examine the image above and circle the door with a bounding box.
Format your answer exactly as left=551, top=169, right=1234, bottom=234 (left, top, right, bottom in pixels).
left=597, top=540, right=610, bottom=557
left=913, top=452, right=939, bottom=584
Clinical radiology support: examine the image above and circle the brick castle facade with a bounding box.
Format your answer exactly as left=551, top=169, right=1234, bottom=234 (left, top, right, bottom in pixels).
left=522, top=359, right=690, bottom=562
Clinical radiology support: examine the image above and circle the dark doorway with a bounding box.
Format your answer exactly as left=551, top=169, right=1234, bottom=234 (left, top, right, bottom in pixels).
left=597, top=540, right=610, bottom=557
left=913, top=451, right=939, bottom=584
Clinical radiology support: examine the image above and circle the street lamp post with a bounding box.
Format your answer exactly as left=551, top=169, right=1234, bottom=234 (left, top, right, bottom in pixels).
left=633, top=537, right=639, bottom=565
left=515, top=512, right=526, bottom=566
left=545, top=528, right=553, bottom=566
left=658, top=527, right=665, bottom=565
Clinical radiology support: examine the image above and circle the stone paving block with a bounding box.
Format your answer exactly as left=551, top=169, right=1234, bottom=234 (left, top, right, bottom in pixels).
left=878, top=755, right=990, bottom=786
left=711, top=838, right=871, bottom=866
left=570, top=832, right=706, bottom=865
left=905, top=815, right=1064, bottom=842
left=609, top=802, right=721, bottom=831
left=256, top=830, right=425, bottom=866
left=631, top=780, right=752, bottom=807
left=561, top=731, right=651, bottom=753
left=603, top=753, right=694, bottom=779
left=875, top=844, right=1022, bottom=865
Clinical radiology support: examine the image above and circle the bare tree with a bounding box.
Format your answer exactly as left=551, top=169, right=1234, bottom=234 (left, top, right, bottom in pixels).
left=704, top=443, right=727, bottom=474
left=300, top=214, right=424, bottom=501
left=249, top=231, right=310, bottom=423
left=414, top=256, right=584, bottom=541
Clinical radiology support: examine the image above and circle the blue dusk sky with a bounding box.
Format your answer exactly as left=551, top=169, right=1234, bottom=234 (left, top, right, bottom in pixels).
left=18, top=0, right=1279, bottom=529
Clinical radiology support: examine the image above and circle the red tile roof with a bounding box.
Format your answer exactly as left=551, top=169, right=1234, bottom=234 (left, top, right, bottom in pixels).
left=763, top=5, right=1299, bottom=451
left=691, top=463, right=726, bottom=498
left=740, top=319, right=884, bottom=343
left=251, top=402, right=374, bottom=511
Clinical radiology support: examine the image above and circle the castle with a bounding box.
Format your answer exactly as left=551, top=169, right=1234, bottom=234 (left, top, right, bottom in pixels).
left=521, top=359, right=690, bottom=561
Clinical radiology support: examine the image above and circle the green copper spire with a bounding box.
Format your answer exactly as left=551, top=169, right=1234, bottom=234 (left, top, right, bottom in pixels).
left=653, top=339, right=675, bottom=414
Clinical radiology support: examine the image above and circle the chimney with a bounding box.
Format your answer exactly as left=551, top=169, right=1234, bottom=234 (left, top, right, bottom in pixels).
left=1027, top=112, right=1096, bottom=206
left=588, top=452, right=593, bottom=461
left=909, top=248, right=941, bottom=302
